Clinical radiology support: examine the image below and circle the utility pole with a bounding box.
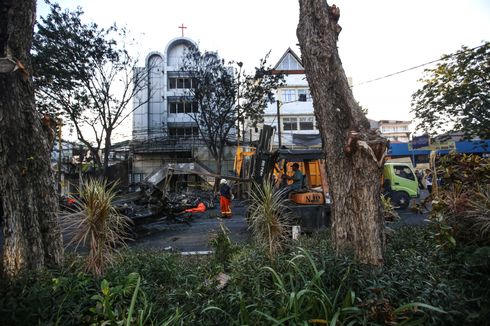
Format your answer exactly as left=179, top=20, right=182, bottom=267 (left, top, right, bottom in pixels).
left=276, top=100, right=282, bottom=148
left=57, top=118, right=62, bottom=194
left=236, top=62, right=243, bottom=146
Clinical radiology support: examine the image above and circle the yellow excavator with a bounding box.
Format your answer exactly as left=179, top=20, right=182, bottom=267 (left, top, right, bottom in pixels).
left=235, top=126, right=330, bottom=231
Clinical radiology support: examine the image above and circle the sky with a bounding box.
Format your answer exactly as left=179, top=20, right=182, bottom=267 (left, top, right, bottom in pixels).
left=37, top=0, right=490, bottom=140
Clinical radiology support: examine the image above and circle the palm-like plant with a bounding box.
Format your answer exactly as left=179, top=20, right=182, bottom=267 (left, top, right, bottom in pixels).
left=61, top=179, right=132, bottom=277
left=467, top=184, right=490, bottom=244
left=247, top=180, right=291, bottom=259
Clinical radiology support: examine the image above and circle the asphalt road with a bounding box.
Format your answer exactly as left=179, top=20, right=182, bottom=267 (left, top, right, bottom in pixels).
left=129, top=198, right=429, bottom=252
left=130, top=201, right=250, bottom=252
left=0, top=197, right=429, bottom=253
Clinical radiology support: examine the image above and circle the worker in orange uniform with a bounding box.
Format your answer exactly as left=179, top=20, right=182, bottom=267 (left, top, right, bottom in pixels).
left=219, top=179, right=233, bottom=218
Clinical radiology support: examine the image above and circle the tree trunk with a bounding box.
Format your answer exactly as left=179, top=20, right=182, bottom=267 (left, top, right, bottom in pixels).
left=103, top=129, right=112, bottom=178
left=297, top=0, right=388, bottom=266
left=214, top=151, right=223, bottom=191
left=0, top=0, right=64, bottom=277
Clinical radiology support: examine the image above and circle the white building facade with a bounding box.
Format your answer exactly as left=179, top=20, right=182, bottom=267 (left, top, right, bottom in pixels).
left=133, top=37, right=200, bottom=142
left=257, top=48, right=412, bottom=148
left=130, top=37, right=236, bottom=183
left=260, top=48, right=321, bottom=148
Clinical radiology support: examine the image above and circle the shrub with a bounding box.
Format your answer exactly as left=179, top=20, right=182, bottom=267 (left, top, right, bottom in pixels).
left=209, top=221, right=236, bottom=270
left=381, top=194, right=400, bottom=222
left=247, top=180, right=291, bottom=259
left=61, top=179, right=132, bottom=277
left=430, top=153, right=490, bottom=246
left=1, top=226, right=489, bottom=325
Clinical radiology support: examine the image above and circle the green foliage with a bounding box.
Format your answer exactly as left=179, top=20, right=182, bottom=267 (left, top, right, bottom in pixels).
left=33, top=2, right=118, bottom=116
left=430, top=153, right=490, bottom=246
left=90, top=273, right=153, bottom=325
left=247, top=180, right=291, bottom=259
left=411, top=41, right=490, bottom=138
left=33, top=2, right=147, bottom=172
left=438, top=152, right=490, bottom=187
left=1, top=226, right=490, bottom=325
left=209, top=222, right=236, bottom=270
left=381, top=194, right=400, bottom=222
left=61, top=179, right=132, bottom=277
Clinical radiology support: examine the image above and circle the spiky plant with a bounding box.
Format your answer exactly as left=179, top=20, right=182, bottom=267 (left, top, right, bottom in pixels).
left=381, top=195, right=400, bottom=222
left=61, top=179, right=132, bottom=277
left=467, top=184, right=490, bottom=245
left=247, top=180, right=291, bottom=259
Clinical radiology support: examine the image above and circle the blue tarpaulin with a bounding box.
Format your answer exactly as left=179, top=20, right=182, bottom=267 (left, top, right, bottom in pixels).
left=389, top=140, right=490, bottom=157
left=412, top=134, right=429, bottom=148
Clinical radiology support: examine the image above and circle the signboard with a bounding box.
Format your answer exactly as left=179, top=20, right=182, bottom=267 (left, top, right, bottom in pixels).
left=412, top=134, right=429, bottom=149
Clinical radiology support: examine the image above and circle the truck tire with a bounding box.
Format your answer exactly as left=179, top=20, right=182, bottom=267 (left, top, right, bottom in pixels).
left=393, top=191, right=410, bottom=209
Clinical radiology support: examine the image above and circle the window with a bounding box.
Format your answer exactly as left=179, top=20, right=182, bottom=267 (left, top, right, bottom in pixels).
left=177, top=78, right=184, bottom=89
left=277, top=53, right=302, bottom=70
left=131, top=173, right=145, bottom=183
left=168, top=78, right=177, bottom=89
left=394, top=165, right=415, bottom=181
left=297, top=89, right=311, bottom=102
left=168, top=77, right=195, bottom=89
left=282, top=89, right=296, bottom=102
left=169, top=102, right=176, bottom=113
left=299, top=117, right=314, bottom=130
left=177, top=102, right=184, bottom=113
left=169, top=101, right=198, bottom=114
left=283, top=117, right=298, bottom=131
left=168, top=127, right=199, bottom=138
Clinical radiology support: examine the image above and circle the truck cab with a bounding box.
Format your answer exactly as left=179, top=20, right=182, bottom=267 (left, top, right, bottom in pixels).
left=382, top=162, right=420, bottom=209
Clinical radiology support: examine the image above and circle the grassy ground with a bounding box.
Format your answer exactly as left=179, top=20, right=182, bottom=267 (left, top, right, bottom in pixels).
left=1, top=225, right=489, bottom=325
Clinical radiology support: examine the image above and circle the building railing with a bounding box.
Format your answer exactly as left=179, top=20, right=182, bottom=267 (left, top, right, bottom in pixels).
left=131, top=136, right=205, bottom=153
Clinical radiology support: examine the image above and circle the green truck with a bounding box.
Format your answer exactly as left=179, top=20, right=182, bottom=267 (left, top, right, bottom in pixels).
left=382, top=162, right=420, bottom=209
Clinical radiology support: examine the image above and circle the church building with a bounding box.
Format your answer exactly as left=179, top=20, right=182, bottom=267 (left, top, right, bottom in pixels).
left=130, top=36, right=236, bottom=185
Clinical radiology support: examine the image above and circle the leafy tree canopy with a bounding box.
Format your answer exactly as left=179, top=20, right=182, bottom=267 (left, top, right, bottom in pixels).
left=411, top=42, right=490, bottom=139
left=32, top=2, right=119, bottom=117
left=32, top=2, right=148, bottom=174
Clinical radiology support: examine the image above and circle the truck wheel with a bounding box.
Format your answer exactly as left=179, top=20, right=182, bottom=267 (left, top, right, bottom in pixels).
left=394, top=191, right=410, bottom=209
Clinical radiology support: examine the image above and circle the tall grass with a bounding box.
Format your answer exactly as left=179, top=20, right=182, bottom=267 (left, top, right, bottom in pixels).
left=247, top=180, right=291, bottom=259
left=255, top=248, right=363, bottom=325
left=61, top=179, right=132, bottom=277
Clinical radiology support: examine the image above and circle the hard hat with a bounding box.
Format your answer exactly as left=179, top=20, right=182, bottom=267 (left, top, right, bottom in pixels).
left=220, top=179, right=227, bottom=184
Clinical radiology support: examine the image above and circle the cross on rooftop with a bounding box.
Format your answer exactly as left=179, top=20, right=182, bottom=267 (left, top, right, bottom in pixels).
left=178, top=24, right=187, bottom=37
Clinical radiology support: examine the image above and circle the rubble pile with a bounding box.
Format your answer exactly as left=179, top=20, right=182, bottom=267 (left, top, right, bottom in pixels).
left=113, top=183, right=216, bottom=226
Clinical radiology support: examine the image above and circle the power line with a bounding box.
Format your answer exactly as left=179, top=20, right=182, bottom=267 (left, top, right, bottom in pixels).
left=351, top=43, right=488, bottom=88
